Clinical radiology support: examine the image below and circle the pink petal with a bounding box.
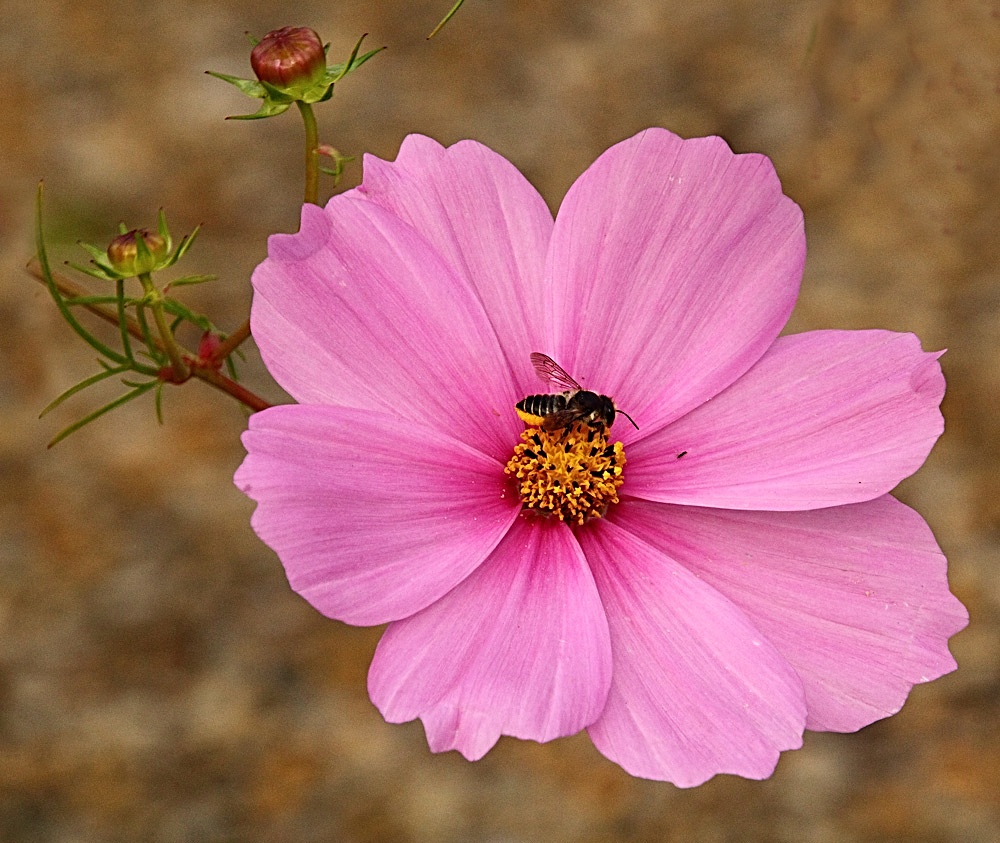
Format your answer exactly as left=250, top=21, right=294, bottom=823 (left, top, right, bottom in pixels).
left=627, top=330, right=945, bottom=510
left=368, top=517, right=612, bottom=760
left=612, top=497, right=967, bottom=732
left=251, top=199, right=522, bottom=461
left=545, top=128, right=805, bottom=436
left=355, top=135, right=555, bottom=390
left=235, top=405, right=518, bottom=626
left=577, top=519, right=806, bottom=785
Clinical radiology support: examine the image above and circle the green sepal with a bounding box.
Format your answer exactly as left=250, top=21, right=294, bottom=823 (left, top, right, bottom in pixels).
left=156, top=208, right=172, bottom=250
left=78, top=240, right=111, bottom=263
left=205, top=70, right=268, bottom=98
left=258, top=79, right=298, bottom=103
left=133, top=229, right=154, bottom=271
left=163, top=224, right=201, bottom=267
left=71, top=241, right=122, bottom=280
left=64, top=260, right=120, bottom=282
left=205, top=70, right=294, bottom=119
left=327, top=35, right=383, bottom=84
left=207, top=34, right=383, bottom=119
left=71, top=212, right=193, bottom=279
left=228, top=99, right=294, bottom=120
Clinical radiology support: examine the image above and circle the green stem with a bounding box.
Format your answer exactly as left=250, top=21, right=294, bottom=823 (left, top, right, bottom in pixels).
left=27, top=258, right=273, bottom=413
left=134, top=303, right=160, bottom=363
left=115, top=278, right=134, bottom=362
left=139, top=272, right=190, bottom=380
left=297, top=100, right=320, bottom=206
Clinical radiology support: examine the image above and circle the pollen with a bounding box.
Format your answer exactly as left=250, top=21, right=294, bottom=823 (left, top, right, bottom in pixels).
left=504, top=421, right=626, bottom=525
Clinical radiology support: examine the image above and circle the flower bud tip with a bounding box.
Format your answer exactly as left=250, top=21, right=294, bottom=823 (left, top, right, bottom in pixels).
left=250, top=27, right=326, bottom=92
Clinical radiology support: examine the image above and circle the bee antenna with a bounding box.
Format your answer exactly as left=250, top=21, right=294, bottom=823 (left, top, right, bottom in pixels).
left=619, top=409, right=639, bottom=430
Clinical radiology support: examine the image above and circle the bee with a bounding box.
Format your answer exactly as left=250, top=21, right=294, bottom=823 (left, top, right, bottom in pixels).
left=515, top=352, right=638, bottom=431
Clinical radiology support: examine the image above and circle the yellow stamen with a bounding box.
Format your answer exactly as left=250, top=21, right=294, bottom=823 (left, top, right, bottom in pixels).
left=504, top=421, right=625, bottom=525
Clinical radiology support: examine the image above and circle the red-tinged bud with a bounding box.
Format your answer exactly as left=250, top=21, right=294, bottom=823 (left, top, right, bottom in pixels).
left=106, top=229, right=168, bottom=277
left=250, top=27, right=326, bottom=93
left=197, top=331, right=223, bottom=367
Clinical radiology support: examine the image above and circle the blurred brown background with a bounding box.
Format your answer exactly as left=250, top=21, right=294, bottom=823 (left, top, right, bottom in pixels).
left=2, top=1, right=998, bottom=841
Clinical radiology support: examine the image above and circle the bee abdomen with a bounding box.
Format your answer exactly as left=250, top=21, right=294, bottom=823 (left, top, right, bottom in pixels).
left=516, top=393, right=569, bottom=417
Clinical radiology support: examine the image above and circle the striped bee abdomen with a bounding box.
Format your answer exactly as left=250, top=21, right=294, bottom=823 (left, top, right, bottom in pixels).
left=516, top=392, right=570, bottom=418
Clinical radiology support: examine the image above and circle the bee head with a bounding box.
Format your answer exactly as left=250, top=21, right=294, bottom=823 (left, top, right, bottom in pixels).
left=596, top=394, right=618, bottom=427
left=582, top=392, right=639, bottom=430
left=566, top=391, right=616, bottom=427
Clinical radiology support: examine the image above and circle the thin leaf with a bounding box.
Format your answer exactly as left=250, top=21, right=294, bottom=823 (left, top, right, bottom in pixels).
left=427, top=0, right=466, bottom=39
left=163, top=274, right=216, bottom=291
left=39, top=364, right=132, bottom=417
left=108, top=357, right=157, bottom=377
left=47, top=381, right=158, bottom=448
left=34, top=184, right=128, bottom=365
left=134, top=350, right=160, bottom=367
left=161, top=298, right=215, bottom=331
left=154, top=381, right=165, bottom=424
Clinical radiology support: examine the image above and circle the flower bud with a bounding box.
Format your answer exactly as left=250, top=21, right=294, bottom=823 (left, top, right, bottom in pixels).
left=197, top=331, right=224, bottom=369
left=106, top=229, right=169, bottom=277
left=250, top=27, right=326, bottom=93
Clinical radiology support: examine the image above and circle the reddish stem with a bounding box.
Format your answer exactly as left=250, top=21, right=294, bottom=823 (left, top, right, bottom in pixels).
left=212, top=317, right=252, bottom=360
left=27, top=258, right=273, bottom=413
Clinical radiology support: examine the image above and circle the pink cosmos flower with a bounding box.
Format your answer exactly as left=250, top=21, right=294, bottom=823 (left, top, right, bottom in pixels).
left=234, top=129, right=968, bottom=786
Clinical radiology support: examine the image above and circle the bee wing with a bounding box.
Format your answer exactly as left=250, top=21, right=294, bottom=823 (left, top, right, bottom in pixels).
left=540, top=408, right=584, bottom=431
left=530, top=352, right=582, bottom=391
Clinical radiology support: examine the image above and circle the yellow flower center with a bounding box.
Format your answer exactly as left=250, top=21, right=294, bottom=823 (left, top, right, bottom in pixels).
left=504, top=421, right=626, bottom=525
